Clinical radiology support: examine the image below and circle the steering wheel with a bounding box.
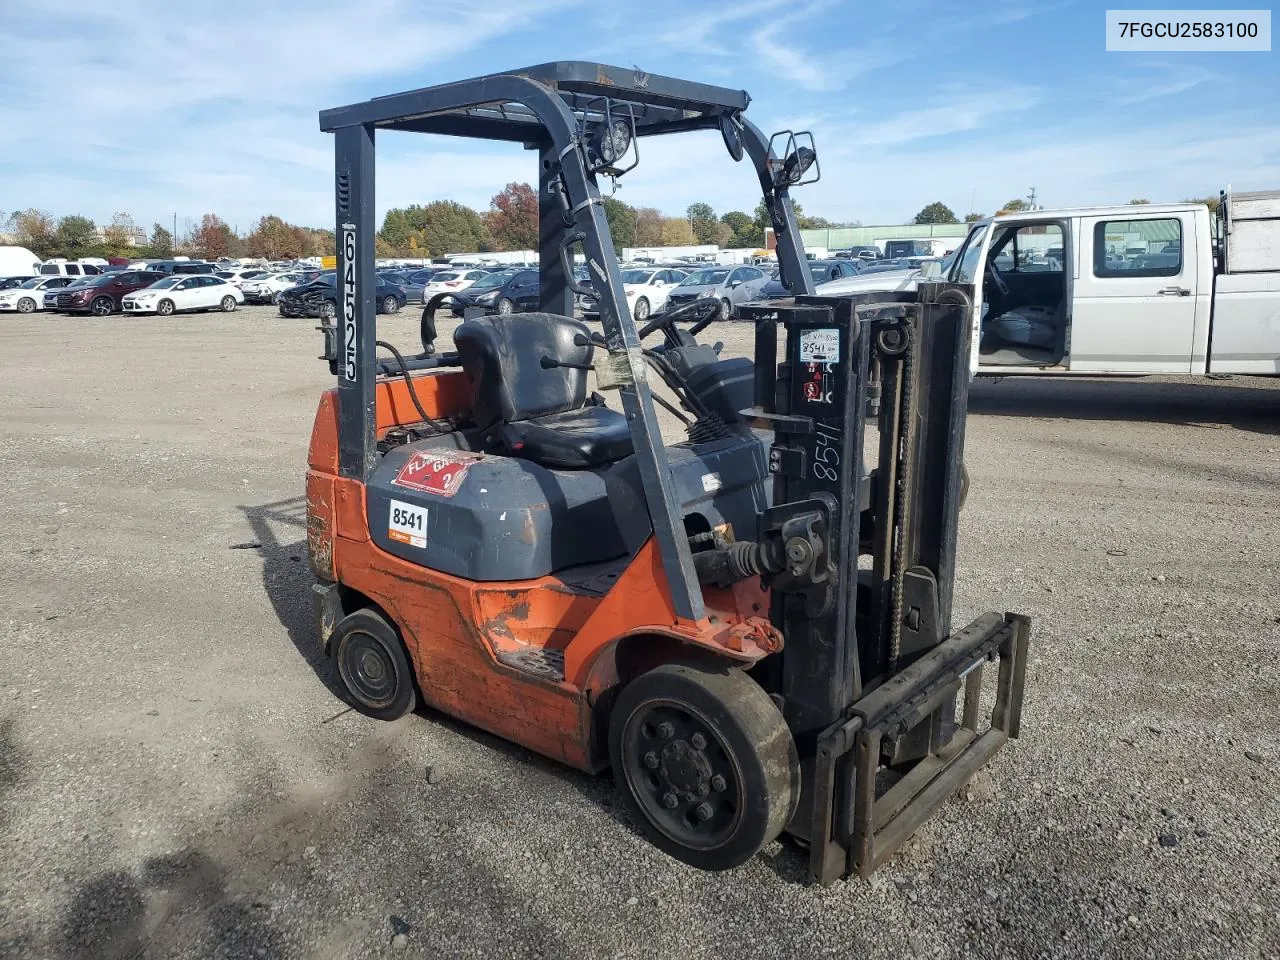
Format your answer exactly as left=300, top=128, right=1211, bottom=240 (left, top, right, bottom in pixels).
left=986, top=260, right=1010, bottom=297
left=636, top=297, right=723, bottom=345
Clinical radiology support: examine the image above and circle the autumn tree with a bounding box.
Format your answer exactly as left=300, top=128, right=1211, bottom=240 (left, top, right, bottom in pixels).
left=720, top=210, right=759, bottom=247
left=6, top=208, right=57, bottom=257
left=149, top=223, right=174, bottom=256
left=659, top=217, right=695, bottom=246
left=486, top=182, right=538, bottom=251
left=102, top=212, right=139, bottom=248
left=54, top=215, right=97, bottom=256
left=602, top=196, right=637, bottom=248
left=686, top=202, right=723, bottom=245
left=303, top=227, right=336, bottom=258
left=796, top=214, right=835, bottom=229
left=192, top=214, right=237, bottom=260
left=246, top=215, right=306, bottom=259
left=913, top=202, right=958, bottom=224
left=633, top=207, right=664, bottom=246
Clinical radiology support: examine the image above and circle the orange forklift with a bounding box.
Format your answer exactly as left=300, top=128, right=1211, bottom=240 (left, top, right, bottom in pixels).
left=307, top=62, right=1030, bottom=882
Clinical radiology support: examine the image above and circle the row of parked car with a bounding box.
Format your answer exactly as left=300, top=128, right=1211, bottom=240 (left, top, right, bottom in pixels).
left=0, top=270, right=247, bottom=316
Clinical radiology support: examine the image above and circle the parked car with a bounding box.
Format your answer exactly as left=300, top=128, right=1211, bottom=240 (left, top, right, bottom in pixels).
left=832, top=245, right=881, bottom=261
left=277, top=271, right=406, bottom=318
left=44, top=276, right=96, bottom=310
left=581, top=267, right=688, bottom=321
left=663, top=265, right=770, bottom=319
left=145, top=260, right=218, bottom=276
left=378, top=270, right=427, bottom=303
left=38, top=259, right=102, bottom=277
left=0, top=276, right=37, bottom=291
left=123, top=275, right=244, bottom=315
left=422, top=269, right=490, bottom=298
left=241, top=271, right=310, bottom=305
left=447, top=269, right=539, bottom=316
left=0, top=276, right=81, bottom=313
left=215, top=269, right=272, bottom=288
left=760, top=259, right=863, bottom=299
left=56, top=271, right=166, bottom=315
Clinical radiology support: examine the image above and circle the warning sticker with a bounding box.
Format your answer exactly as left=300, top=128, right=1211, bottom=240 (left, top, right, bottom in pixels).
left=388, top=499, right=427, bottom=548
left=799, top=328, right=840, bottom=365
left=392, top=450, right=482, bottom=498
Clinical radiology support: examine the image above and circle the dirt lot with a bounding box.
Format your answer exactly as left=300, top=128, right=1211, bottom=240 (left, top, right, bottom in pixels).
left=1, top=304, right=1277, bottom=960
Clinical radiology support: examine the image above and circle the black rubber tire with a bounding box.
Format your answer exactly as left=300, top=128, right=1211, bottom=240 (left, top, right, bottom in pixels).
left=496, top=297, right=515, bottom=315
left=333, top=608, right=417, bottom=721
left=634, top=297, right=650, bottom=322
left=220, top=295, right=237, bottom=312
left=719, top=298, right=733, bottom=321
left=91, top=296, right=115, bottom=317
left=17, top=297, right=36, bottom=313
left=318, top=300, right=337, bottom=319
left=266, top=291, right=278, bottom=305
left=156, top=299, right=175, bottom=317
left=381, top=295, right=399, bottom=315
left=608, top=662, right=799, bottom=871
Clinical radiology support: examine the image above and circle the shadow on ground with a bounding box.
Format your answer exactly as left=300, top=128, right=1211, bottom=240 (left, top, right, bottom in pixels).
left=969, top=376, right=1280, bottom=435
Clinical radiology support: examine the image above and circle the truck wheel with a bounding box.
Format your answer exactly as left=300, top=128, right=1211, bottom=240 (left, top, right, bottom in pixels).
left=17, top=297, right=36, bottom=313
left=333, top=608, right=417, bottom=721
left=156, top=299, right=175, bottom=317
left=608, top=662, right=799, bottom=871
left=91, top=296, right=115, bottom=317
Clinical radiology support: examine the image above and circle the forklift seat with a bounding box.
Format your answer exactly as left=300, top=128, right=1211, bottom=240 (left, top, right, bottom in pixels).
left=454, top=313, right=634, bottom=469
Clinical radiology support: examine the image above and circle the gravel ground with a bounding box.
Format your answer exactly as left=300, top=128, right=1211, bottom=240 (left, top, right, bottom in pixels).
left=0, top=304, right=1277, bottom=960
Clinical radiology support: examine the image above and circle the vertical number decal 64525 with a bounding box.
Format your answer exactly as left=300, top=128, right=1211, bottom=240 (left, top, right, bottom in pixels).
left=341, top=223, right=357, bottom=382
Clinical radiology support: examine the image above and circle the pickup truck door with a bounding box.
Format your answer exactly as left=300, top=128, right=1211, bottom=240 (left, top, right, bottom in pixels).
left=1068, top=210, right=1200, bottom=373
left=945, top=223, right=990, bottom=375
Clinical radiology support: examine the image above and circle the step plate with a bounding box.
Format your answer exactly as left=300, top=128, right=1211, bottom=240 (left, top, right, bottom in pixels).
left=495, top=647, right=566, bottom=682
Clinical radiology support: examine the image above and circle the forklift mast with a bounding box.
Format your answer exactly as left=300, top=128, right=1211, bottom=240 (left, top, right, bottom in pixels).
left=319, top=62, right=816, bottom=626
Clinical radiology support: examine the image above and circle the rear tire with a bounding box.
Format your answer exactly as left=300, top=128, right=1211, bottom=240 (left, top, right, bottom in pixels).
left=719, top=298, right=733, bottom=321
left=608, top=662, right=799, bottom=871
left=318, top=300, right=336, bottom=320
left=334, top=609, right=417, bottom=722
left=634, top=297, right=650, bottom=322
left=496, top=297, right=514, bottom=315
left=381, top=295, right=399, bottom=315
left=156, top=299, right=175, bottom=317
left=220, top=295, right=236, bottom=312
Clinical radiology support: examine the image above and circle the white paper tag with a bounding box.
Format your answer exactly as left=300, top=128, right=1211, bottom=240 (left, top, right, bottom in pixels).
left=388, top=499, right=427, bottom=548
left=701, top=472, right=722, bottom=492
left=799, top=328, right=840, bottom=364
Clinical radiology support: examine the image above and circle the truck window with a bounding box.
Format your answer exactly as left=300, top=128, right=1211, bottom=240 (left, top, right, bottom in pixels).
left=992, top=224, right=1064, bottom=272
left=1093, top=218, right=1181, bottom=278
left=951, top=225, right=988, bottom=284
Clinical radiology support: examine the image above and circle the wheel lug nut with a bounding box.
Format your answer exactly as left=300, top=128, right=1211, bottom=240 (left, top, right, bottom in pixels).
left=711, top=774, right=727, bottom=792
left=662, top=792, right=679, bottom=809
left=694, top=802, right=713, bottom=822
left=697, top=782, right=710, bottom=797
left=643, top=752, right=659, bottom=769
left=657, top=722, right=675, bottom=740
left=690, top=733, right=707, bottom=750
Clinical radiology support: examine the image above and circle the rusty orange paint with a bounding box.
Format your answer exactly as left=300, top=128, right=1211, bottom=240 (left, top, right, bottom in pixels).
left=306, top=392, right=781, bottom=775
left=374, top=370, right=471, bottom=433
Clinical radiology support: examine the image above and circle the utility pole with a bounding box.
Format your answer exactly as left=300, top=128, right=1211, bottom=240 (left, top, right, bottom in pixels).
left=1026, top=187, right=1038, bottom=210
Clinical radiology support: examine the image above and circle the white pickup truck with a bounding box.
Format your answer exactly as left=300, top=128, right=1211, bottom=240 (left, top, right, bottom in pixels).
left=945, top=190, right=1280, bottom=376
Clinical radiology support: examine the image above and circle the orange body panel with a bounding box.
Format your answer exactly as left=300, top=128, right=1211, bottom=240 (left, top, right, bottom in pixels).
left=307, top=376, right=782, bottom=773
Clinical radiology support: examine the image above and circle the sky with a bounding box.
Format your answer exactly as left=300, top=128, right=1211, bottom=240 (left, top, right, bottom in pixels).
left=1, top=0, right=1277, bottom=236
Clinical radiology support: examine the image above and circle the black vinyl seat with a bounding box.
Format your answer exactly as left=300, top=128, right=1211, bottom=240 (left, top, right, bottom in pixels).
left=453, top=313, right=634, bottom=469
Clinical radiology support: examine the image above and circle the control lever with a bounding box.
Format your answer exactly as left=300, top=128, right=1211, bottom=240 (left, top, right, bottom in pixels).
left=540, top=355, right=594, bottom=372
left=573, top=332, right=606, bottom=347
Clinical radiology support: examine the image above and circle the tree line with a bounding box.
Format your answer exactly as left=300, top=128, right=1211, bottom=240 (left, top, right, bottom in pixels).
left=3, top=209, right=335, bottom=262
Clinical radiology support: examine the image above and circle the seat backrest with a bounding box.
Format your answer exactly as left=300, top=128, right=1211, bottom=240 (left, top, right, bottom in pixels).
left=453, top=313, right=595, bottom=429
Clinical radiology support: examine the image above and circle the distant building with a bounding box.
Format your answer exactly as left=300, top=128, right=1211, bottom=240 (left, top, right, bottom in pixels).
left=92, top=225, right=149, bottom=247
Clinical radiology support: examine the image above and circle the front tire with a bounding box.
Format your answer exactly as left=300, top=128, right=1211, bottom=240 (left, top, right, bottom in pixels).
left=608, top=662, right=799, bottom=871
left=156, top=299, right=175, bottom=317
left=17, top=297, right=36, bottom=314
left=220, top=295, right=236, bottom=312
left=634, top=297, right=651, bottom=322
left=719, top=298, right=734, bottom=321
left=334, top=609, right=417, bottom=721
left=496, top=297, right=515, bottom=315
left=91, top=296, right=115, bottom=317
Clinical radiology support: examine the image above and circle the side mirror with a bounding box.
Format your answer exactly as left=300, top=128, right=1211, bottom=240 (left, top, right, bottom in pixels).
left=727, top=280, right=741, bottom=289
left=919, top=260, right=943, bottom=280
